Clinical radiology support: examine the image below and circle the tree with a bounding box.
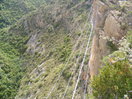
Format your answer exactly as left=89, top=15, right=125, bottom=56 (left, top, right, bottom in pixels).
left=91, top=52, right=132, bottom=99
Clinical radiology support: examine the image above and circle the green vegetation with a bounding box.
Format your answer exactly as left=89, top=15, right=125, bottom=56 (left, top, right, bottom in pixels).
left=55, top=35, right=72, bottom=62
left=0, top=26, right=26, bottom=99
left=126, top=30, right=132, bottom=48
left=91, top=51, right=132, bottom=99
left=0, top=0, right=46, bottom=28
left=107, top=41, right=118, bottom=52
left=0, top=28, right=29, bottom=54
left=0, top=0, right=131, bottom=99
left=0, top=0, right=47, bottom=99
left=91, top=30, right=132, bottom=98
left=0, top=42, right=23, bottom=99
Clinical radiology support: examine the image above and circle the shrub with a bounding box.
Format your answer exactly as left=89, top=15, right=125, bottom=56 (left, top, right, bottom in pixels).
left=91, top=54, right=132, bottom=99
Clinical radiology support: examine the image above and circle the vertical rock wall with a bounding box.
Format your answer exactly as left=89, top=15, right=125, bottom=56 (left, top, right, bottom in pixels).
left=89, top=0, right=128, bottom=78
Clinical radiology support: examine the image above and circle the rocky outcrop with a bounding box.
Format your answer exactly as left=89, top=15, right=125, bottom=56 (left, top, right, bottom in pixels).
left=89, top=0, right=129, bottom=78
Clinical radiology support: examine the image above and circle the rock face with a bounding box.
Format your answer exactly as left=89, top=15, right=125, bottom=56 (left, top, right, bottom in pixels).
left=89, top=0, right=129, bottom=78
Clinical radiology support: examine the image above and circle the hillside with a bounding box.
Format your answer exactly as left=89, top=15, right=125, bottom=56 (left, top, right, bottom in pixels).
left=0, top=0, right=46, bottom=28
left=0, top=0, right=46, bottom=98
left=0, top=0, right=132, bottom=99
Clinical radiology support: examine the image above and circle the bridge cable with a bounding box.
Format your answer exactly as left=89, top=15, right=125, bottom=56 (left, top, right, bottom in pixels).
left=46, top=3, right=92, bottom=99
left=61, top=12, right=92, bottom=99
left=61, top=33, right=87, bottom=99
left=45, top=22, right=88, bottom=99
left=71, top=16, right=94, bottom=99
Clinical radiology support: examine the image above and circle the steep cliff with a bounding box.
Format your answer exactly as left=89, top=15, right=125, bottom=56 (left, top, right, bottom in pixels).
left=1, top=0, right=131, bottom=99
left=89, top=0, right=132, bottom=79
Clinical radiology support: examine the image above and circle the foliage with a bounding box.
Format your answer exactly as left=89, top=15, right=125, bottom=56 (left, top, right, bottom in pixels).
left=0, top=24, right=32, bottom=99
left=0, top=42, right=23, bottom=99
left=0, top=28, right=29, bottom=54
left=91, top=52, right=132, bottom=99
left=0, top=0, right=46, bottom=98
left=126, top=30, right=132, bottom=48
left=107, top=41, right=118, bottom=52
left=55, top=35, right=72, bottom=62
left=0, top=0, right=46, bottom=28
